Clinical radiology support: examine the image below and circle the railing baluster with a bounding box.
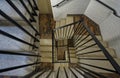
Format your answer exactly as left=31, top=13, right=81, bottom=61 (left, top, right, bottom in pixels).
left=74, top=27, right=85, bottom=42
left=19, top=0, right=36, bottom=22
left=6, top=0, right=39, bottom=35
left=74, top=30, right=88, bottom=45
left=53, top=18, right=120, bottom=75
left=77, top=65, right=107, bottom=78
left=74, top=67, right=89, bottom=78
left=54, top=20, right=82, bottom=30
left=76, top=66, right=97, bottom=78
left=83, top=23, right=120, bottom=74
left=66, top=25, right=71, bottom=39
left=0, top=29, right=38, bottom=48
left=46, top=69, right=53, bottom=78
left=67, top=43, right=71, bottom=62
left=0, top=10, right=39, bottom=42
left=64, top=67, right=69, bottom=78
left=76, top=38, right=93, bottom=49
left=35, top=69, right=48, bottom=78
left=76, top=43, right=96, bottom=52
left=32, top=0, right=39, bottom=10
left=0, top=62, right=41, bottom=73
left=69, top=67, right=78, bottom=78
left=23, top=70, right=40, bottom=78
left=52, top=30, right=55, bottom=63
left=76, top=50, right=102, bottom=55
left=68, top=25, right=73, bottom=38
left=73, top=23, right=82, bottom=36
left=75, top=34, right=90, bottom=47
left=27, top=0, right=37, bottom=16
left=0, top=50, right=41, bottom=57
left=79, top=62, right=117, bottom=73
left=78, top=58, right=108, bottom=60
left=56, top=67, right=60, bottom=78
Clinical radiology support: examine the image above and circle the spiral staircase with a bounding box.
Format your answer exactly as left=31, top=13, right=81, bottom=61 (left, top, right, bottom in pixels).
left=0, top=0, right=120, bottom=78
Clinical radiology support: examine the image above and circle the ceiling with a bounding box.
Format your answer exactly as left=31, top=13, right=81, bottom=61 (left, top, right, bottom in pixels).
left=37, top=0, right=53, bottom=14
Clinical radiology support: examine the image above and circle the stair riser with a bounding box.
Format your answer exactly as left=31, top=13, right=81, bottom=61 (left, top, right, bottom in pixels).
left=79, top=60, right=115, bottom=73
left=75, top=40, right=108, bottom=48
left=40, top=47, right=52, bottom=51
left=40, top=39, right=52, bottom=45
left=74, top=35, right=103, bottom=41
left=41, top=53, right=52, bottom=57
left=41, top=58, right=52, bottom=62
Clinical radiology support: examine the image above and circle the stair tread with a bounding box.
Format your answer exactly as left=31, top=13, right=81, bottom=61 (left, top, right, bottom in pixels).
left=75, top=39, right=108, bottom=48
left=40, top=39, right=52, bottom=45
left=79, top=58, right=120, bottom=73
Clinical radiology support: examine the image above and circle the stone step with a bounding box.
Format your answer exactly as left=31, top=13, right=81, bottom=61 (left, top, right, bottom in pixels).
left=54, top=63, right=69, bottom=70
left=75, top=39, right=108, bottom=48
left=40, top=39, right=52, bottom=45
left=40, top=46, right=52, bottom=51
left=31, top=70, right=44, bottom=78
left=41, top=57, right=52, bottom=62
left=55, top=16, right=74, bottom=40
left=79, top=58, right=120, bottom=73
left=66, top=16, right=74, bottom=24
left=70, top=54, right=76, bottom=58
left=41, top=52, right=52, bottom=58
left=76, top=47, right=116, bottom=57
left=74, top=35, right=103, bottom=41
left=55, top=21, right=60, bottom=28
left=71, top=58, right=78, bottom=63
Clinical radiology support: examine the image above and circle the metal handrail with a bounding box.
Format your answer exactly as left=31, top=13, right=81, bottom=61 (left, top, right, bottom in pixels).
left=96, top=0, right=120, bottom=18
left=53, top=0, right=70, bottom=7
left=53, top=0, right=120, bottom=18
left=53, top=20, right=82, bottom=31
left=56, top=67, right=60, bottom=78
left=53, top=19, right=120, bottom=75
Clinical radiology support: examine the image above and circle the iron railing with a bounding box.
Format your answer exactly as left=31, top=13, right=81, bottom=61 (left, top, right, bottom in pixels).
left=52, top=18, right=120, bottom=77
left=0, top=0, right=40, bottom=77
left=53, top=0, right=71, bottom=7
left=96, top=0, right=120, bottom=18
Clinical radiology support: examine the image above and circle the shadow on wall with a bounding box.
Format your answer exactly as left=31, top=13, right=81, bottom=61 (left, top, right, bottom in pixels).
left=107, top=35, right=120, bottom=58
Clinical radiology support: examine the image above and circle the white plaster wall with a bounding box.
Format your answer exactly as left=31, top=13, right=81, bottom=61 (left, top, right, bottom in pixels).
left=84, top=0, right=113, bottom=24
left=84, top=0, right=120, bottom=58
left=51, top=0, right=90, bottom=20
left=100, top=0, right=120, bottom=15
left=99, top=14, right=120, bottom=58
